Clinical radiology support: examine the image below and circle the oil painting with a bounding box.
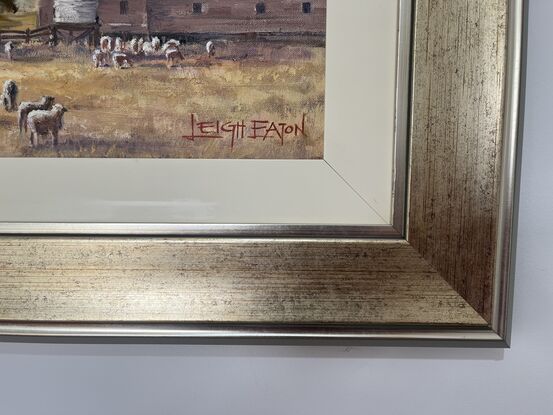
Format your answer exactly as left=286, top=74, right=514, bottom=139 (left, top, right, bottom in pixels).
left=0, top=0, right=326, bottom=158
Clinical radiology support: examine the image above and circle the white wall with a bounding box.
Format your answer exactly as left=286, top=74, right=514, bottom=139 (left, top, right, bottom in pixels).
left=0, top=1, right=551, bottom=414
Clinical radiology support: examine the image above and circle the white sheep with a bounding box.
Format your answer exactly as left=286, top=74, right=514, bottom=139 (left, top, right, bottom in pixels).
left=100, top=36, right=113, bottom=53
left=206, top=40, right=215, bottom=57
left=165, top=47, right=184, bottom=68
left=114, top=37, right=125, bottom=52
left=142, top=36, right=162, bottom=56
left=129, top=37, right=140, bottom=55
left=162, top=39, right=180, bottom=53
left=27, top=103, right=68, bottom=147
left=18, top=95, right=55, bottom=134
left=112, top=52, right=133, bottom=69
left=129, top=37, right=144, bottom=55
left=151, top=37, right=161, bottom=51
left=2, top=80, right=18, bottom=112
left=4, top=41, right=14, bottom=60
left=142, top=41, right=156, bottom=56
left=92, top=49, right=110, bottom=68
left=128, top=37, right=137, bottom=52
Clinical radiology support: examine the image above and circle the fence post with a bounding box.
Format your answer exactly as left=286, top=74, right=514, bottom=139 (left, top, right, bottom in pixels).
left=93, top=23, right=101, bottom=47
left=25, top=28, right=31, bottom=43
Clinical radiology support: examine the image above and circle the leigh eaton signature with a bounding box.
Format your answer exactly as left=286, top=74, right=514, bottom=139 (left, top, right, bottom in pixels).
left=182, top=113, right=307, bottom=148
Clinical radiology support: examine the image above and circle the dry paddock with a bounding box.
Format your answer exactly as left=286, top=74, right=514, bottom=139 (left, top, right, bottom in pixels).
left=0, top=40, right=325, bottom=159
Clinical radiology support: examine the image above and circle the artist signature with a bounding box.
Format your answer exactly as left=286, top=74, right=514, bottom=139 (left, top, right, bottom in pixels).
left=182, top=113, right=307, bottom=148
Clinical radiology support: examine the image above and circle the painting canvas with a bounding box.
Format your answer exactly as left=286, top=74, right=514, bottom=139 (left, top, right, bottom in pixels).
left=0, top=0, right=326, bottom=159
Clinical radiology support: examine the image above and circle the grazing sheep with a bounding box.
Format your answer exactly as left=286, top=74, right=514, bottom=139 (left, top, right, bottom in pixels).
left=151, top=37, right=161, bottom=51
left=142, top=41, right=156, bottom=56
left=129, top=37, right=140, bottom=55
left=162, top=39, right=180, bottom=53
left=142, top=36, right=162, bottom=56
left=2, top=79, right=18, bottom=112
left=100, top=36, right=112, bottom=53
left=165, top=47, right=184, bottom=68
left=112, top=52, right=133, bottom=69
left=129, top=37, right=144, bottom=55
left=206, top=40, right=215, bottom=57
left=114, top=37, right=124, bottom=52
left=4, top=41, right=14, bottom=60
left=27, top=104, right=68, bottom=147
left=92, top=49, right=110, bottom=68
left=18, top=95, right=55, bottom=134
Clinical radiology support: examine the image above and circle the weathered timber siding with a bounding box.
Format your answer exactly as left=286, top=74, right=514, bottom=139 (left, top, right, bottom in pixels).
left=38, top=0, right=326, bottom=35
left=148, top=0, right=326, bottom=34
left=98, top=0, right=148, bottom=34
left=53, top=0, right=98, bottom=23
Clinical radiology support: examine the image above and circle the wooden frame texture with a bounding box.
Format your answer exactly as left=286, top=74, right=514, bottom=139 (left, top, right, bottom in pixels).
left=0, top=0, right=526, bottom=346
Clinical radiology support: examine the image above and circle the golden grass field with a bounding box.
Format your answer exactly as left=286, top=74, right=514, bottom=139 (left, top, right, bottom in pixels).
left=0, top=41, right=325, bottom=158
left=0, top=12, right=36, bottom=31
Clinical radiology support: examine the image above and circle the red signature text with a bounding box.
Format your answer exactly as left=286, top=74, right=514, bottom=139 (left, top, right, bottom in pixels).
left=182, top=113, right=307, bottom=148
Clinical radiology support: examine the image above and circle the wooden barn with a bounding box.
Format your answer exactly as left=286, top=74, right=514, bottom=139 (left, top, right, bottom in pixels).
left=37, top=0, right=326, bottom=37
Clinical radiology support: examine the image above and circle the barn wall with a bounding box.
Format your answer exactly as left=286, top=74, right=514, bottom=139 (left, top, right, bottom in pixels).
left=38, top=0, right=54, bottom=26
left=147, top=0, right=326, bottom=35
left=37, top=0, right=326, bottom=35
left=98, top=0, right=148, bottom=35
left=53, top=0, right=98, bottom=24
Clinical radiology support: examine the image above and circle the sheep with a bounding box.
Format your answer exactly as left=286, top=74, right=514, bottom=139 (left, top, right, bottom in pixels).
left=128, top=37, right=137, bottom=53
left=141, top=36, right=162, bottom=56
left=162, top=39, right=180, bottom=53
left=112, top=52, right=133, bottom=69
left=2, top=80, right=18, bottom=112
left=18, top=95, right=55, bottom=134
left=206, top=40, right=215, bottom=57
left=165, top=47, right=184, bottom=68
left=4, top=41, right=14, bottom=60
left=129, top=37, right=140, bottom=55
left=151, top=37, right=161, bottom=51
left=100, top=36, right=112, bottom=53
left=27, top=103, right=68, bottom=147
left=128, top=37, right=145, bottom=55
left=114, top=37, right=125, bottom=52
left=92, top=49, right=110, bottom=68
left=142, top=41, right=156, bottom=56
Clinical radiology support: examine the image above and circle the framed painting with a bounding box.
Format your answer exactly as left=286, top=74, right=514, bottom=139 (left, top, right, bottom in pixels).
left=0, top=0, right=526, bottom=346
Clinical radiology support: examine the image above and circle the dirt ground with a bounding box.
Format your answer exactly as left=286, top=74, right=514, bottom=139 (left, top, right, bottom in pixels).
left=0, top=40, right=325, bottom=159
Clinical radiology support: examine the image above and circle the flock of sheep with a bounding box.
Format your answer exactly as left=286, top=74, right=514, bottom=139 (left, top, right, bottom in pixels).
left=93, top=35, right=216, bottom=69
left=2, top=79, right=67, bottom=147
left=0, top=35, right=217, bottom=147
